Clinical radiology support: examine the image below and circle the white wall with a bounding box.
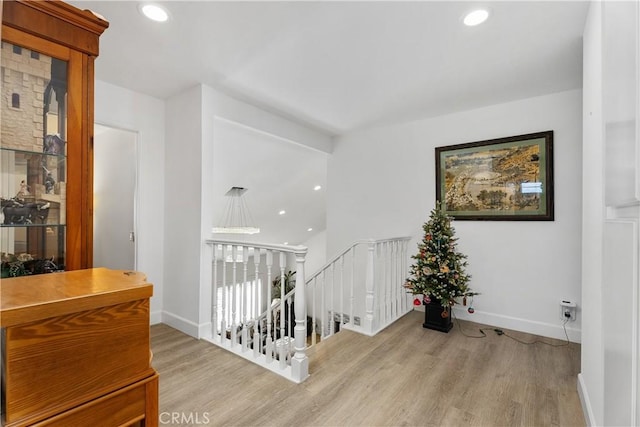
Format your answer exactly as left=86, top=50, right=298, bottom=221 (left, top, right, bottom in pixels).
left=328, top=89, right=583, bottom=342
left=94, top=80, right=165, bottom=323
left=579, top=2, right=604, bottom=424
left=301, top=230, right=327, bottom=277
left=162, top=85, right=203, bottom=336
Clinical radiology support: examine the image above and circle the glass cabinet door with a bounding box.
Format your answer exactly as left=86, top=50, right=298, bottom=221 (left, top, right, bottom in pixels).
left=1, top=41, right=67, bottom=276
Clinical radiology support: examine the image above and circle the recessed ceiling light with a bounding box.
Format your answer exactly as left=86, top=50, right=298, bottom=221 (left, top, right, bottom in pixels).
left=463, top=9, right=489, bottom=26
left=314, top=185, right=322, bottom=191
left=307, top=228, right=313, bottom=232
left=283, top=242, right=289, bottom=245
left=140, top=3, right=169, bottom=22
left=279, top=210, right=286, bottom=215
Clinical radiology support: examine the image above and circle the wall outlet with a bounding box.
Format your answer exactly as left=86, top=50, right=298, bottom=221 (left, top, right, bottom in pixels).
left=330, top=312, right=350, bottom=324
left=560, top=300, right=576, bottom=321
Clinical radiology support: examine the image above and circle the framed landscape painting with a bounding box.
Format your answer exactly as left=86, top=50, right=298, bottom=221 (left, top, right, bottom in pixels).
left=435, top=131, right=554, bottom=221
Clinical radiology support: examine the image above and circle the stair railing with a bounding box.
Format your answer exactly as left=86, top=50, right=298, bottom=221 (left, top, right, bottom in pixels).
left=204, top=239, right=308, bottom=383
left=306, top=237, right=412, bottom=346
left=204, top=236, right=411, bottom=384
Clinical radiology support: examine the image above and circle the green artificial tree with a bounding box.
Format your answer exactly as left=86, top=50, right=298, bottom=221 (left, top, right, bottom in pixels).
left=404, top=203, right=476, bottom=315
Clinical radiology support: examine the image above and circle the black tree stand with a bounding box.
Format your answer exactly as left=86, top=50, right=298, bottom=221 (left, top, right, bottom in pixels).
left=423, top=300, right=453, bottom=333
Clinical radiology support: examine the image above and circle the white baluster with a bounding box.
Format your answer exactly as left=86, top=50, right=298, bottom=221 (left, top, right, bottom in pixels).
left=385, top=241, right=391, bottom=323
left=382, top=242, right=386, bottom=322
left=403, top=240, right=409, bottom=312
left=396, top=240, right=402, bottom=314
left=231, top=245, right=238, bottom=346
left=385, top=241, right=390, bottom=323
left=265, top=250, right=273, bottom=363
left=396, top=240, right=402, bottom=316
left=329, top=262, right=335, bottom=336
left=339, top=254, right=345, bottom=327
left=385, top=241, right=398, bottom=324
left=311, top=276, right=317, bottom=346
left=211, top=244, right=218, bottom=340
left=321, top=269, right=326, bottom=337
left=241, top=246, right=249, bottom=352
left=364, top=240, right=375, bottom=334
left=279, top=251, right=287, bottom=369
left=253, top=248, right=261, bottom=357
left=291, top=248, right=309, bottom=382
left=394, top=241, right=398, bottom=316
left=221, top=245, right=228, bottom=344
left=349, top=246, right=355, bottom=328
left=373, top=243, right=379, bottom=325
left=378, top=242, right=384, bottom=326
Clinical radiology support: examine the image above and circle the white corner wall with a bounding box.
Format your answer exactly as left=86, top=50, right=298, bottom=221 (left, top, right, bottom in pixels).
left=328, top=89, right=583, bottom=342
left=579, top=1, right=604, bottom=425
left=162, top=85, right=204, bottom=336
left=94, top=80, right=165, bottom=323
left=580, top=1, right=640, bottom=425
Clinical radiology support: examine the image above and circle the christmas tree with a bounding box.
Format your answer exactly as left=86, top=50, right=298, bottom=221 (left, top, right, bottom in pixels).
left=404, top=203, right=475, bottom=310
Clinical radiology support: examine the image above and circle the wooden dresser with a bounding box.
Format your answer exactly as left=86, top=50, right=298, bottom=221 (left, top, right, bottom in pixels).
left=0, top=268, right=158, bottom=426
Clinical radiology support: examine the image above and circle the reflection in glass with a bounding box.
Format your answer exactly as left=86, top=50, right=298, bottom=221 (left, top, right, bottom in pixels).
left=1, top=41, right=67, bottom=276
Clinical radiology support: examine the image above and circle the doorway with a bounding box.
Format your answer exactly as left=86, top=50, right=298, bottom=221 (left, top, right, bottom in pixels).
left=93, top=124, right=137, bottom=270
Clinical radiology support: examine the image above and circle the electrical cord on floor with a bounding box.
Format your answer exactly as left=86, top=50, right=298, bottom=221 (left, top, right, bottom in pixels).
left=452, top=309, right=571, bottom=346
left=452, top=310, right=488, bottom=338
left=499, top=318, right=570, bottom=347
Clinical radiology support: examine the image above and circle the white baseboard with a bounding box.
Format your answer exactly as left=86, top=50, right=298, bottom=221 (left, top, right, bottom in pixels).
left=577, top=373, right=596, bottom=426
left=161, top=311, right=201, bottom=338
left=450, top=307, right=581, bottom=343
left=150, top=310, right=162, bottom=325
left=198, top=321, right=212, bottom=339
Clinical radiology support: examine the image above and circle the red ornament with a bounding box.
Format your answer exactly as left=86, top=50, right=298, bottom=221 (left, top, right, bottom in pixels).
left=413, top=298, right=421, bottom=306
left=440, top=309, right=449, bottom=318
left=468, top=307, right=475, bottom=314
left=423, top=295, right=431, bottom=304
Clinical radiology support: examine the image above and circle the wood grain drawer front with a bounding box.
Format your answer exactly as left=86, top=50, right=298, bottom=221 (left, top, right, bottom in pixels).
left=3, top=299, right=152, bottom=425
left=30, top=373, right=159, bottom=427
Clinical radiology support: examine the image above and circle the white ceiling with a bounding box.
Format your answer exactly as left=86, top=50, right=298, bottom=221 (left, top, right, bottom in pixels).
left=71, top=0, right=588, bottom=135
left=70, top=0, right=589, bottom=246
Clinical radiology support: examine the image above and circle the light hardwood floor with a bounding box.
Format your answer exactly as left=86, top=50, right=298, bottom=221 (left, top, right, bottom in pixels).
left=151, top=311, right=585, bottom=426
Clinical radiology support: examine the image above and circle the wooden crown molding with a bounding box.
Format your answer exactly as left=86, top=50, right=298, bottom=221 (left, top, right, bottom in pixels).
left=3, top=0, right=109, bottom=56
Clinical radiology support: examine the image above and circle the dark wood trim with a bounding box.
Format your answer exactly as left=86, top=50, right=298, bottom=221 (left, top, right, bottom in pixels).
left=65, top=48, right=84, bottom=270
left=85, top=54, right=95, bottom=268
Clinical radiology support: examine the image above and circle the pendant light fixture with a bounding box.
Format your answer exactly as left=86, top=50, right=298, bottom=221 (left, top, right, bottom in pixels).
left=212, top=187, right=260, bottom=235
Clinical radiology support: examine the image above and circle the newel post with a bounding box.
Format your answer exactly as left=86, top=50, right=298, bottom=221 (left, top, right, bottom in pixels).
left=364, top=240, right=376, bottom=334
left=291, top=247, right=309, bottom=382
